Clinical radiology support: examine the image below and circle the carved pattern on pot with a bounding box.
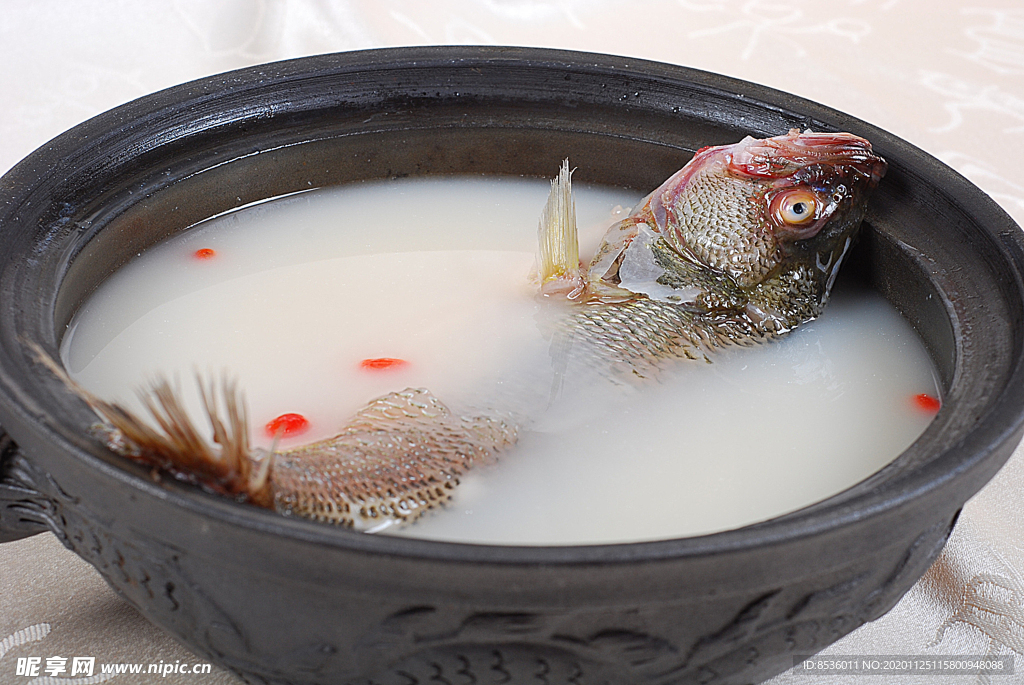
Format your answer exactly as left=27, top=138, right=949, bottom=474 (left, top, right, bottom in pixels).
left=0, top=429, right=63, bottom=542
left=0, top=442, right=254, bottom=679
left=355, top=519, right=955, bottom=685
left=0, top=427, right=960, bottom=685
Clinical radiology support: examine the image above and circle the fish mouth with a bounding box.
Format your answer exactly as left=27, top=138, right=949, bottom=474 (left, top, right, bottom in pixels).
left=728, top=129, right=887, bottom=186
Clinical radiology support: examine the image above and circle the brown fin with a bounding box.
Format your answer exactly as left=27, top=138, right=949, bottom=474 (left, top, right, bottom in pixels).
left=27, top=342, right=272, bottom=507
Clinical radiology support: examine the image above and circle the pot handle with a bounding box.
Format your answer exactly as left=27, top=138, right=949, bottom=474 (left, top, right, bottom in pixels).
left=0, top=426, right=52, bottom=542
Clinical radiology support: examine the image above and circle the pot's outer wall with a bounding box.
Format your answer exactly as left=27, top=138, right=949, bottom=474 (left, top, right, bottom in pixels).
left=0, top=47, right=1022, bottom=685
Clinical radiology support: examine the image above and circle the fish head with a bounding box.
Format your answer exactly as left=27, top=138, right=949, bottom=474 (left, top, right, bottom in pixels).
left=647, top=129, right=886, bottom=293
left=587, top=129, right=887, bottom=327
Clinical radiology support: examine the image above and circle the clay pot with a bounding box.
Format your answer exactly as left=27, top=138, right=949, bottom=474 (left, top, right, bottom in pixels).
left=0, top=47, right=1021, bottom=685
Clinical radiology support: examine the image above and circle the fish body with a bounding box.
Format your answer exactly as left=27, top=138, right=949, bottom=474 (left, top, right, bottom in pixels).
left=38, top=359, right=514, bottom=531
left=270, top=388, right=515, bottom=530
left=39, top=129, right=885, bottom=531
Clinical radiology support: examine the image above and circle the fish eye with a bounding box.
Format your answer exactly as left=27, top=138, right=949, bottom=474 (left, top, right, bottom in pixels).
left=771, top=189, right=819, bottom=227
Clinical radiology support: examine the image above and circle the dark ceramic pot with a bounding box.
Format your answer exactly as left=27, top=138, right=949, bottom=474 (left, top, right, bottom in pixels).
left=1, top=47, right=1022, bottom=685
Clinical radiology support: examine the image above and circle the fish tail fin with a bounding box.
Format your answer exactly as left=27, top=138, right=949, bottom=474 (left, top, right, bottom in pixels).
left=537, top=159, right=585, bottom=299
left=28, top=342, right=272, bottom=507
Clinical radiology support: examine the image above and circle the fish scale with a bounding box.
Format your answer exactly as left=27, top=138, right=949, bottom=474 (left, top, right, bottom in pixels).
left=568, top=299, right=720, bottom=376
left=675, top=168, right=776, bottom=287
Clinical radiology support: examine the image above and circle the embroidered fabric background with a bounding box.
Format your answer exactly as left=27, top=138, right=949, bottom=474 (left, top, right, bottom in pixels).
left=1, top=1, right=1022, bottom=683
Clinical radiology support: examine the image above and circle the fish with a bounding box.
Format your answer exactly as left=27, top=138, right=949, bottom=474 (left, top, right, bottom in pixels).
left=34, top=128, right=885, bottom=532
left=537, top=128, right=887, bottom=377
left=33, top=357, right=517, bottom=533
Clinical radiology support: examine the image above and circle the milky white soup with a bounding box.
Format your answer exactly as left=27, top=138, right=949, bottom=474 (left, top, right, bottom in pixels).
left=61, top=176, right=940, bottom=545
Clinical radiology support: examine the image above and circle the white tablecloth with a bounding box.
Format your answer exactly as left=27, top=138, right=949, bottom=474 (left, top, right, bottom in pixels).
left=2, top=2, right=1023, bottom=683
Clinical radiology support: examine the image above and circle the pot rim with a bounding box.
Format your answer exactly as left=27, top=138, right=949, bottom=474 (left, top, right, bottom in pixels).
left=1, top=45, right=1023, bottom=566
